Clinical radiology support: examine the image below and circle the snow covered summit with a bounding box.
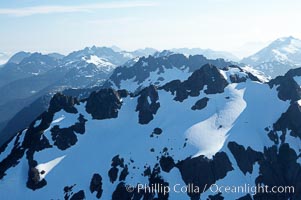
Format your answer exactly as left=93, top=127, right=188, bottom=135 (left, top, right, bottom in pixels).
left=242, top=36, right=301, bottom=78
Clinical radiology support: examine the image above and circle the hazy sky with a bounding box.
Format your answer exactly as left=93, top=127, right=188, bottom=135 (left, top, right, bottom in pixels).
left=0, top=0, right=301, bottom=58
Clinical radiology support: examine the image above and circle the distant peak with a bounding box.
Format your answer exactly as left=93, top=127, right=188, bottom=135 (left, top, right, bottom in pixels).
left=153, top=50, right=174, bottom=58
left=275, top=36, right=299, bottom=43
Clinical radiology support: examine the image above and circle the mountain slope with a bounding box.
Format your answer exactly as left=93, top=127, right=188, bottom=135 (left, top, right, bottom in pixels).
left=0, top=64, right=300, bottom=199
left=242, top=36, right=301, bottom=78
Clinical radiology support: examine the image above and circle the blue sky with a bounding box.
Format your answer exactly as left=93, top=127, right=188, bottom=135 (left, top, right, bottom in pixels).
left=0, top=0, right=301, bottom=58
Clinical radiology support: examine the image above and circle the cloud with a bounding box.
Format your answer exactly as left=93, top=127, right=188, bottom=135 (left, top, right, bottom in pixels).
left=0, top=1, right=157, bottom=17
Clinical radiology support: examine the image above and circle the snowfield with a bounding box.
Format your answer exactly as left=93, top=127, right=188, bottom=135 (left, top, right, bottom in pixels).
left=0, top=77, right=292, bottom=199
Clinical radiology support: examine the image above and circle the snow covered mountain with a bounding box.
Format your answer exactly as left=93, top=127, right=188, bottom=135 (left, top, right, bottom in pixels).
left=106, top=53, right=236, bottom=93
left=0, top=53, right=235, bottom=148
left=1, top=61, right=300, bottom=200
left=242, top=36, right=301, bottom=78
left=0, top=47, right=149, bottom=144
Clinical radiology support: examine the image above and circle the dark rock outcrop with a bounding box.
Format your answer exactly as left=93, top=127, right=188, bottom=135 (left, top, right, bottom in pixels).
left=108, top=155, right=127, bottom=183
left=162, top=64, right=228, bottom=102
left=85, top=88, right=122, bottom=120
left=254, top=144, right=301, bottom=200
left=50, top=114, right=87, bottom=151
left=191, top=97, right=209, bottom=110
left=112, top=182, right=137, bottom=200
left=176, top=152, right=233, bottom=200
left=51, top=125, right=78, bottom=151
left=273, top=101, right=301, bottom=139
left=70, top=190, right=85, bottom=200
left=153, top=127, right=162, bottom=135
left=71, top=114, right=88, bottom=134
left=268, top=68, right=301, bottom=102
left=108, top=167, right=119, bottom=183
left=135, top=85, right=160, bottom=124
left=119, top=165, right=129, bottom=181
left=49, top=93, right=79, bottom=114
left=0, top=131, right=26, bottom=179
left=26, top=167, right=47, bottom=190
left=63, top=184, right=76, bottom=200
left=90, top=173, right=103, bottom=199
left=159, top=156, right=175, bottom=173
left=228, top=142, right=263, bottom=175
left=230, top=74, right=247, bottom=83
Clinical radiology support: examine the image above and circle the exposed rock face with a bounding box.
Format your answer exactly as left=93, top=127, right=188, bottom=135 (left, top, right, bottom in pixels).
left=159, top=156, right=175, bottom=173
left=70, top=190, right=85, bottom=200
left=176, top=152, right=233, bottom=200
left=71, top=114, right=88, bottom=134
left=117, top=89, right=129, bottom=98
left=64, top=184, right=76, bottom=200
left=269, top=68, right=301, bottom=102
left=0, top=131, right=26, bottom=179
left=51, top=126, right=78, bottom=151
left=135, top=85, right=160, bottom=124
left=228, top=142, right=263, bottom=175
left=49, top=93, right=79, bottom=114
left=112, top=182, right=135, bottom=200
left=85, top=88, right=122, bottom=120
left=51, top=114, right=87, bottom=150
left=108, top=167, right=119, bottom=183
left=273, top=102, right=301, bottom=139
left=27, top=167, right=46, bottom=190
left=230, top=74, right=247, bottom=83
left=90, top=173, right=103, bottom=199
left=254, top=144, right=301, bottom=200
left=161, top=64, right=228, bottom=102
left=108, top=155, right=129, bottom=184
left=191, top=97, right=209, bottom=110
left=111, top=163, right=170, bottom=200
left=119, top=165, right=129, bottom=181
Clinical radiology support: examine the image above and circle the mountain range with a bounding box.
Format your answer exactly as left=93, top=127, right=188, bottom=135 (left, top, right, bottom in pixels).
left=0, top=37, right=301, bottom=199
left=0, top=59, right=300, bottom=199
left=0, top=47, right=160, bottom=145
left=0, top=52, right=235, bottom=148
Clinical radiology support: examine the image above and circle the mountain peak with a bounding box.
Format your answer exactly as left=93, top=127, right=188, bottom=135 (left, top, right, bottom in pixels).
left=7, top=51, right=31, bottom=64
left=242, top=36, right=301, bottom=78
left=270, top=36, right=301, bottom=47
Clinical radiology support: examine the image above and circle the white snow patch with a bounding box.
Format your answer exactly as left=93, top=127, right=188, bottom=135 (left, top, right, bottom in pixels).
left=83, top=55, right=115, bottom=72
left=52, top=115, right=65, bottom=124
left=36, top=156, right=66, bottom=181
left=185, top=84, right=247, bottom=158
